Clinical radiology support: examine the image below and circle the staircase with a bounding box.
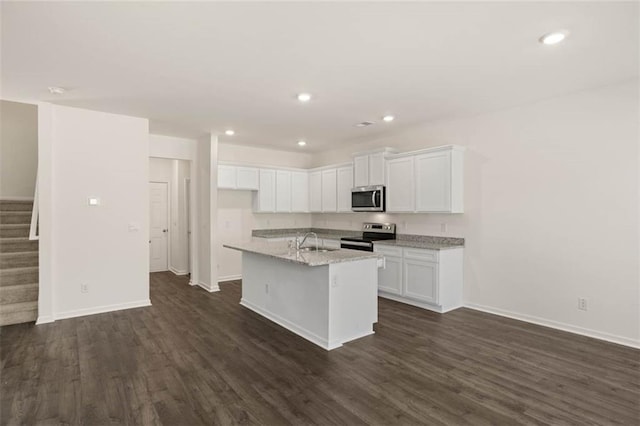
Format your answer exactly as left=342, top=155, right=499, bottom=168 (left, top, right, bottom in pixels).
left=0, top=200, right=38, bottom=326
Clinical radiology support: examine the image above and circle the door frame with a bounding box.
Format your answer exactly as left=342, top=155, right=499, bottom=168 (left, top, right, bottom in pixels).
left=149, top=180, right=171, bottom=272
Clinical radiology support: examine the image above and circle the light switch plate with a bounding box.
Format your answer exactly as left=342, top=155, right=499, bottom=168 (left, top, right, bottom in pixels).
left=88, top=197, right=100, bottom=206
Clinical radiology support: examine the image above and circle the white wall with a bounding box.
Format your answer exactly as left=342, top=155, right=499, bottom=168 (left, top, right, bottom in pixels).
left=149, top=134, right=197, bottom=161
left=219, top=142, right=312, bottom=169
left=312, top=80, right=640, bottom=347
left=38, top=103, right=149, bottom=322
left=0, top=100, right=38, bottom=199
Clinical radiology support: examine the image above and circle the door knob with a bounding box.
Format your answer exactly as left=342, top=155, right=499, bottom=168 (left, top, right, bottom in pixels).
left=163, top=229, right=168, bottom=233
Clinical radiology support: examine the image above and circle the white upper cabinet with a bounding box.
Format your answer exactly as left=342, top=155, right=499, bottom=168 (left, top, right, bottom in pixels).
left=415, top=147, right=464, bottom=213
left=368, top=152, right=386, bottom=186
left=291, top=171, right=309, bottom=213
left=321, top=169, right=337, bottom=212
left=336, top=165, right=353, bottom=212
left=386, top=156, right=415, bottom=212
left=255, top=169, right=276, bottom=212
left=309, top=171, right=322, bottom=212
left=218, top=165, right=236, bottom=189
left=353, top=148, right=396, bottom=187
left=275, top=170, right=292, bottom=212
left=236, top=167, right=259, bottom=190
left=353, top=155, right=369, bottom=187
left=217, top=165, right=259, bottom=190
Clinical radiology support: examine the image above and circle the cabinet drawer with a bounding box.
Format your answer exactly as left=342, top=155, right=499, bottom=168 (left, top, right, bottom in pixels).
left=374, top=245, right=403, bottom=257
left=403, top=248, right=438, bottom=262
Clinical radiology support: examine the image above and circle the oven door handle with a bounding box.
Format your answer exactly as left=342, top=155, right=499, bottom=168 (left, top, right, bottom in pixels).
left=341, top=240, right=371, bottom=247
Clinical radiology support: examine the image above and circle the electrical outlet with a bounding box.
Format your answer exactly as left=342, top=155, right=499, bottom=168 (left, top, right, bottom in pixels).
left=81, top=284, right=89, bottom=294
left=578, top=297, right=588, bottom=311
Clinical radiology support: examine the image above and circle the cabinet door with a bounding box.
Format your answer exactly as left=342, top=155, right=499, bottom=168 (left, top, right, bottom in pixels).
left=336, top=166, right=353, bottom=212
left=236, top=167, right=259, bottom=190
left=378, top=255, right=403, bottom=295
left=386, top=157, right=415, bottom=212
left=321, top=169, right=337, bottom=212
left=415, top=151, right=451, bottom=212
left=309, top=171, right=322, bottom=212
left=256, top=169, right=276, bottom=212
left=275, top=170, right=292, bottom=212
left=369, top=152, right=385, bottom=186
left=291, top=172, right=309, bottom=212
left=403, top=259, right=438, bottom=304
left=353, top=155, right=369, bottom=187
left=218, top=165, right=236, bottom=189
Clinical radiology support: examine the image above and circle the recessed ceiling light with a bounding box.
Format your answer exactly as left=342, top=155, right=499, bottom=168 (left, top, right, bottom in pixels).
left=225, top=129, right=235, bottom=136
left=539, top=30, right=569, bottom=45
left=48, top=86, right=66, bottom=95
left=297, top=93, right=312, bottom=102
left=297, top=140, right=307, bottom=146
left=356, top=121, right=375, bottom=127
left=382, top=115, right=395, bottom=122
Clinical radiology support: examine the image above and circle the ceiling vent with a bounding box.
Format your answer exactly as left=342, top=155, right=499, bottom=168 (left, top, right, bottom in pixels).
left=356, top=121, right=375, bottom=127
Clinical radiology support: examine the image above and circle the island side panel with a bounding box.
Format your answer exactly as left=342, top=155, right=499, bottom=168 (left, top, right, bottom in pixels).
left=239, top=252, right=332, bottom=349
left=328, top=258, right=379, bottom=347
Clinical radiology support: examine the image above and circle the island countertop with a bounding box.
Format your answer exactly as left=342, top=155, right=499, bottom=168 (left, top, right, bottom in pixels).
left=224, top=241, right=381, bottom=266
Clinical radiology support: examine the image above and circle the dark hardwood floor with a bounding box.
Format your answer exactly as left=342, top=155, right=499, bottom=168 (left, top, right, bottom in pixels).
left=1, top=272, right=639, bottom=425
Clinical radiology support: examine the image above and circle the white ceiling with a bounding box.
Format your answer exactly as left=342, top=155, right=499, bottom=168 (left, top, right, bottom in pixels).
left=2, top=1, right=638, bottom=152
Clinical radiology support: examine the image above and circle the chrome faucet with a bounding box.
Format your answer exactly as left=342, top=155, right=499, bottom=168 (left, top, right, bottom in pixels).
left=296, top=232, right=319, bottom=252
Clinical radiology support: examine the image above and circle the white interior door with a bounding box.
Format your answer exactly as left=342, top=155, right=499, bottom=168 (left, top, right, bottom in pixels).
left=149, top=182, right=169, bottom=272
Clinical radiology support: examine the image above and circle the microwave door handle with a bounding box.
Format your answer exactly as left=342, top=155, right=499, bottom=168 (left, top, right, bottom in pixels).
left=371, top=192, right=377, bottom=208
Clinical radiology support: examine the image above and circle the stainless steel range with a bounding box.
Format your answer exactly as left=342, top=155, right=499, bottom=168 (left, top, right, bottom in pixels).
left=340, top=222, right=396, bottom=252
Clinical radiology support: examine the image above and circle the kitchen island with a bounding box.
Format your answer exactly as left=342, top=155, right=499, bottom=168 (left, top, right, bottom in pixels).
left=224, top=241, right=382, bottom=350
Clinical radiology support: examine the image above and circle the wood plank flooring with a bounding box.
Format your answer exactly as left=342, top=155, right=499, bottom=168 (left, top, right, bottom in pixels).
left=1, top=271, right=639, bottom=425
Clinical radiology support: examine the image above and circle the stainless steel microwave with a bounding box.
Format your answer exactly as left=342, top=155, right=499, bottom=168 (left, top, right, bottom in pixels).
left=351, top=185, right=385, bottom=212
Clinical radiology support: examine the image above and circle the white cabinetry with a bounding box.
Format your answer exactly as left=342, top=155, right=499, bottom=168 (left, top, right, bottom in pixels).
left=309, top=171, right=322, bottom=212
left=336, top=166, right=353, bottom=213
left=353, top=156, right=369, bottom=187
left=386, top=145, right=464, bottom=213
left=321, top=169, right=337, bottom=212
left=276, top=170, right=292, bottom=212
left=218, top=165, right=259, bottom=190
left=353, top=148, right=395, bottom=187
left=374, top=244, right=463, bottom=313
left=291, top=172, right=309, bottom=213
left=254, top=169, right=276, bottom=212
left=386, top=156, right=415, bottom=212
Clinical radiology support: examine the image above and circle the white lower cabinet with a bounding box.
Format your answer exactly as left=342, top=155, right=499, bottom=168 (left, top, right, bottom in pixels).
left=374, top=244, right=463, bottom=313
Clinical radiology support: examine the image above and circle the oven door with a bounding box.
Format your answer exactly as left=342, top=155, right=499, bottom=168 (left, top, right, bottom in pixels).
left=351, top=186, right=384, bottom=212
left=340, top=240, right=373, bottom=252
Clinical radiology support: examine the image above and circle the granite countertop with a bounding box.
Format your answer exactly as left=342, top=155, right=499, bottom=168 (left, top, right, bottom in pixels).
left=252, top=228, right=362, bottom=241
left=374, top=235, right=464, bottom=250
left=224, top=241, right=382, bottom=266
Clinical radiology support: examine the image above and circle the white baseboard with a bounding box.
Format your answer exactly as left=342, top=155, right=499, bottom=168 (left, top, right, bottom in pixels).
left=465, top=302, right=640, bottom=349
left=197, top=281, right=220, bottom=293
left=240, top=298, right=337, bottom=350
left=169, top=267, right=189, bottom=276
left=0, top=196, right=34, bottom=201
left=54, top=299, right=152, bottom=321
left=36, top=315, right=54, bottom=325
left=218, top=274, right=241, bottom=283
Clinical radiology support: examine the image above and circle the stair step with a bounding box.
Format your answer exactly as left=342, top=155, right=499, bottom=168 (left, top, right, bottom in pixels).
left=0, top=267, right=39, bottom=286
left=0, top=238, right=38, bottom=253
left=0, top=283, right=38, bottom=305
left=0, top=225, right=30, bottom=238
left=0, top=200, right=34, bottom=212
left=0, top=212, right=32, bottom=225
left=0, top=301, right=37, bottom=326
left=0, top=252, right=38, bottom=269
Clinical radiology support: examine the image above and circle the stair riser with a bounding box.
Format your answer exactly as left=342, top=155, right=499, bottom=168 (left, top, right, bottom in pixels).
left=0, top=227, right=30, bottom=238
left=0, top=239, right=38, bottom=253
left=0, top=309, right=37, bottom=326
left=0, top=214, right=32, bottom=225
left=0, top=202, right=33, bottom=212
left=0, top=268, right=38, bottom=286
left=0, top=285, right=38, bottom=305
left=0, top=254, right=39, bottom=269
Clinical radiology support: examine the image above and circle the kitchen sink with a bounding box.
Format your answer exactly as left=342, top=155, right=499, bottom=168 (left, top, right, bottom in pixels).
left=298, top=246, right=339, bottom=253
